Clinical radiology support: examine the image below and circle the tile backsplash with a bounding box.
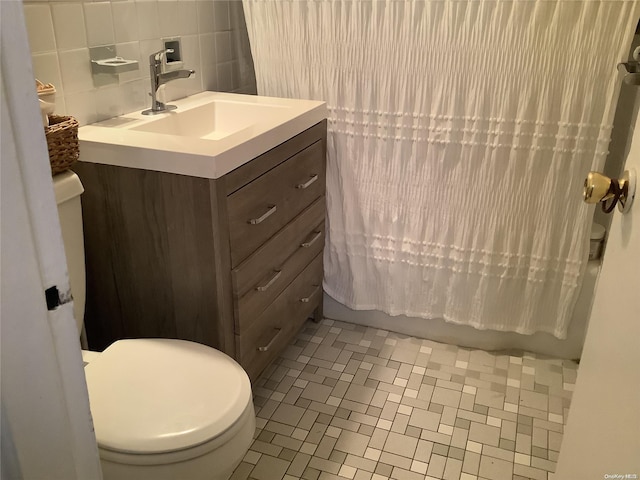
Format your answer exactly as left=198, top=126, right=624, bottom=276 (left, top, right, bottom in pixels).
left=24, top=0, right=257, bottom=126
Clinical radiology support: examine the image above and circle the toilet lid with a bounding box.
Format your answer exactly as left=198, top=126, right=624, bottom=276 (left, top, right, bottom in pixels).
left=84, top=339, right=252, bottom=454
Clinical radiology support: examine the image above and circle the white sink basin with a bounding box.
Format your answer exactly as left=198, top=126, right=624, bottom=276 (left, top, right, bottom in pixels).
left=129, top=99, right=288, bottom=140
left=78, top=92, right=326, bottom=179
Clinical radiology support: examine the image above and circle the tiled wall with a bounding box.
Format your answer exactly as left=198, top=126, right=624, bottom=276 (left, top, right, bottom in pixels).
left=23, top=0, right=257, bottom=126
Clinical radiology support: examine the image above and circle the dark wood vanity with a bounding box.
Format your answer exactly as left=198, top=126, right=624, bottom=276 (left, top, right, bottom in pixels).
left=75, top=120, right=326, bottom=381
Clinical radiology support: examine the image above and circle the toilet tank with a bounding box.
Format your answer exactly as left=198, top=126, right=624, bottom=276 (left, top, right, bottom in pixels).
left=52, top=171, right=86, bottom=337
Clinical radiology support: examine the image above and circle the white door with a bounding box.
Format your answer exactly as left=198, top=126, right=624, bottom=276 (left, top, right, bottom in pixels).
left=555, top=106, right=640, bottom=476
left=0, top=2, right=102, bottom=478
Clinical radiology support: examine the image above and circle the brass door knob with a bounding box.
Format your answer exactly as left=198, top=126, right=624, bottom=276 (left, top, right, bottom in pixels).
left=583, top=172, right=614, bottom=204
left=583, top=169, right=636, bottom=214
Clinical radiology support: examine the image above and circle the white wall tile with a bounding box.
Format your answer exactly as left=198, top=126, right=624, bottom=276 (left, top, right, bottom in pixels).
left=83, top=2, right=115, bottom=47
left=229, top=1, right=245, bottom=30
left=181, top=34, right=200, bottom=66
left=199, top=32, right=216, bottom=64
left=136, top=1, right=160, bottom=40
left=199, top=32, right=217, bottom=91
left=157, top=1, right=180, bottom=37
left=51, top=3, right=87, bottom=50
left=95, top=85, right=124, bottom=120
left=31, top=53, right=65, bottom=96
left=120, top=79, right=148, bottom=113
left=215, top=31, right=232, bottom=63
left=162, top=84, right=180, bottom=103
left=177, top=1, right=198, bottom=35
left=24, top=4, right=56, bottom=53
left=179, top=34, right=201, bottom=93
left=58, top=48, right=94, bottom=94
left=217, top=60, right=232, bottom=92
left=200, top=64, right=217, bottom=91
left=112, top=1, right=139, bottom=43
left=196, top=1, right=214, bottom=34
left=64, top=91, right=98, bottom=125
left=231, top=59, right=241, bottom=91
left=213, top=1, right=230, bottom=32
left=53, top=95, right=68, bottom=117
left=236, top=28, right=252, bottom=60
left=92, top=72, right=119, bottom=89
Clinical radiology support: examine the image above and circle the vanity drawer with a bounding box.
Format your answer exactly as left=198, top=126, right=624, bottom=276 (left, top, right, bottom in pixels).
left=227, top=140, right=325, bottom=268
left=232, top=200, right=324, bottom=332
left=236, top=254, right=323, bottom=381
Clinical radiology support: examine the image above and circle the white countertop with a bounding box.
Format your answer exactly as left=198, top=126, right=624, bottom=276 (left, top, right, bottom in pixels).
left=78, top=92, right=327, bottom=179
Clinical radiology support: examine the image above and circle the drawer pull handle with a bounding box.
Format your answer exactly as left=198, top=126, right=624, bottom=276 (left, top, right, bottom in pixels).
left=296, top=174, right=319, bottom=190
left=256, top=270, right=282, bottom=292
left=257, top=327, right=282, bottom=352
left=248, top=205, right=277, bottom=225
left=300, top=285, right=321, bottom=303
left=301, top=230, right=322, bottom=248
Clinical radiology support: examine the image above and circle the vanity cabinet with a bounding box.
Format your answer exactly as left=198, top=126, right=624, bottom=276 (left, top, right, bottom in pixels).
left=75, top=120, right=326, bottom=381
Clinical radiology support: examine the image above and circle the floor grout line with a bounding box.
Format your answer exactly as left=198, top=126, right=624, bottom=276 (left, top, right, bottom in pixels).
left=232, top=318, right=578, bottom=480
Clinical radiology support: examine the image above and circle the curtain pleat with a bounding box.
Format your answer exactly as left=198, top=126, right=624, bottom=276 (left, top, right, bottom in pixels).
left=243, top=0, right=639, bottom=338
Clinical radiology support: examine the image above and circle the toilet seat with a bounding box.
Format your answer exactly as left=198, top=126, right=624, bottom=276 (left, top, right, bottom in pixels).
left=84, top=339, right=253, bottom=455
left=98, top=400, right=255, bottom=466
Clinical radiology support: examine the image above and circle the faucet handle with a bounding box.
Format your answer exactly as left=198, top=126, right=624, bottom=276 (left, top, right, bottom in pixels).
left=149, top=48, right=174, bottom=65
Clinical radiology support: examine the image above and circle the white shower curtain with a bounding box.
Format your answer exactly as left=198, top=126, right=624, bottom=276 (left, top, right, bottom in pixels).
left=243, top=0, right=639, bottom=338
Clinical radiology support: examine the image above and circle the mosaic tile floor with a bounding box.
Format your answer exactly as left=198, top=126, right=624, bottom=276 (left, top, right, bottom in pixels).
left=232, top=319, right=579, bottom=480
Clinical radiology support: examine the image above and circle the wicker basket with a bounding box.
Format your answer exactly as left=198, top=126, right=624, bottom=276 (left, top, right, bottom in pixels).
left=45, top=115, right=79, bottom=175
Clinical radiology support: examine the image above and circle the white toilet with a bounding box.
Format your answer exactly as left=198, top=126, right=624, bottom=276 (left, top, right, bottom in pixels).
left=53, top=171, right=256, bottom=480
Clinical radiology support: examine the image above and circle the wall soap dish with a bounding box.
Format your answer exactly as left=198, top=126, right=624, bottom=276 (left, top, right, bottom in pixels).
left=91, top=57, right=139, bottom=75
left=89, top=45, right=139, bottom=86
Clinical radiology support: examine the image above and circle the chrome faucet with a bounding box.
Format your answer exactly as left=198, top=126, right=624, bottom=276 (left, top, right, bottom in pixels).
left=142, top=49, right=195, bottom=115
